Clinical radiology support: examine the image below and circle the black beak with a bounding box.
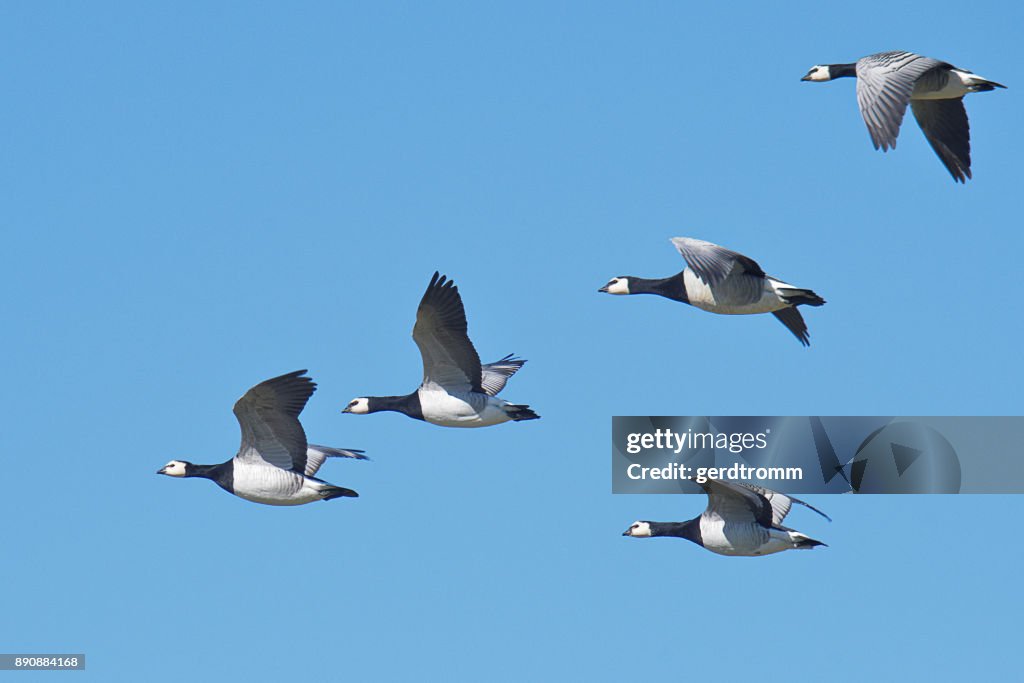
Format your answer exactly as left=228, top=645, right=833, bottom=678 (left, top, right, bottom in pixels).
left=622, top=528, right=632, bottom=536
left=341, top=406, right=351, bottom=414
left=156, top=467, right=167, bottom=475
left=800, top=74, right=812, bottom=82
left=598, top=286, right=609, bottom=293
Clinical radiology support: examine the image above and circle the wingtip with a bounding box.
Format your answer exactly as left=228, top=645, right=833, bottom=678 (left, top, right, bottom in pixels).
left=807, top=504, right=832, bottom=523
left=428, top=271, right=457, bottom=291
left=507, top=404, right=540, bottom=421
left=267, top=369, right=315, bottom=386
left=337, top=448, right=371, bottom=460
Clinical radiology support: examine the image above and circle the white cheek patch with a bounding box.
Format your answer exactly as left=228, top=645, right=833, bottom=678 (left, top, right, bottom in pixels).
left=162, top=461, right=187, bottom=477
left=605, top=279, right=630, bottom=295
left=346, top=399, right=370, bottom=414
left=807, top=66, right=830, bottom=82
left=629, top=522, right=652, bottom=537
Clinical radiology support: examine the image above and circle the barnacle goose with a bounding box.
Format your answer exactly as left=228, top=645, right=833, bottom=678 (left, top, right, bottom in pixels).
left=599, top=237, right=825, bottom=346
left=802, top=50, right=1005, bottom=182
left=343, top=272, right=539, bottom=427
left=622, top=478, right=831, bottom=556
left=157, top=370, right=366, bottom=505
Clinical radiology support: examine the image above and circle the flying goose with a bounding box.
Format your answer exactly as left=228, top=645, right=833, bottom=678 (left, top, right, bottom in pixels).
left=599, top=237, right=825, bottom=346
left=158, top=370, right=366, bottom=505
left=802, top=50, right=1005, bottom=182
left=622, top=478, right=831, bottom=556
left=343, top=272, right=539, bottom=427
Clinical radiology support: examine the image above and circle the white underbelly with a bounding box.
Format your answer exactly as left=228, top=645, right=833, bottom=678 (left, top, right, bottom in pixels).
left=231, top=465, right=320, bottom=506
left=683, top=270, right=786, bottom=315
left=750, top=533, right=798, bottom=556
left=690, top=296, right=784, bottom=315
left=912, top=72, right=969, bottom=100
left=688, top=288, right=785, bottom=315
left=703, top=527, right=801, bottom=556
left=234, top=488, right=321, bottom=506
left=699, top=518, right=801, bottom=556
left=700, top=518, right=762, bottom=555
left=419, top=391, right=511, bottom=427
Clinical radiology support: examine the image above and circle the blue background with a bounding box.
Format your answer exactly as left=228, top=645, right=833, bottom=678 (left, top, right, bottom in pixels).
left=2, top=2, right=1021, bottom=680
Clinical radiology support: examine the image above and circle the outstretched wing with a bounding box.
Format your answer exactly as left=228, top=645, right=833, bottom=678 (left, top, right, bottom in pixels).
left=732, top=481, right=832, bottom=526
left=670, top=237, right=765, bottom=287
left=304, top=444, right=368, bottom=477
left=699, top=478, right=773, bottom=528
left=772, top=307, right=811, bottom=347
left=480, top=354, right=525, bottom=396
left=911, top=98, right=971, bottom=182
left=855, top=51, right=946, bottom=151
left=233, top=370, right=314, bottom=473
left=412, top=272, right=484, bottom=393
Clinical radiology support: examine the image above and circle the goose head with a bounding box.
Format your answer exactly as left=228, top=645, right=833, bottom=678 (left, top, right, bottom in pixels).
left=801, top=65, right=834, bottom=82
left=157, top=460, right=190, bottom=477
left=622, top=521, right=653, bottom=537
left=599, top=277, right=632, bottom=295
left=342, top=397, right=371, bottom=415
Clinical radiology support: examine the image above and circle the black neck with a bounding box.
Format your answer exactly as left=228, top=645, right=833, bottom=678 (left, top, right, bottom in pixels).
left=629, top=274, right=689, bottom=303
left=185, top=463, right=226, bottom=479
left=368, top=393, right=424, bottom=421
left=184, top=462, right=233, bottom=492
left=650, top=519, right=702, bottom=545
left=829, top=63, right=857, bottom=79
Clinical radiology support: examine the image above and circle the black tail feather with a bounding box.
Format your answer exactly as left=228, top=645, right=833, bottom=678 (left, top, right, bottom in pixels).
left=506, top=404, right=540, bottom=421
left=778, top=287, right=826, bottom=307
left=973, top=79, right=1006, bottom=91
left=321, top=485, right=359, bottom=500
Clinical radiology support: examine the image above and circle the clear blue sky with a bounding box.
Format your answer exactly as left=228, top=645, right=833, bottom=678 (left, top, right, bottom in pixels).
left=2, top=2, right=1022, bottom=680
